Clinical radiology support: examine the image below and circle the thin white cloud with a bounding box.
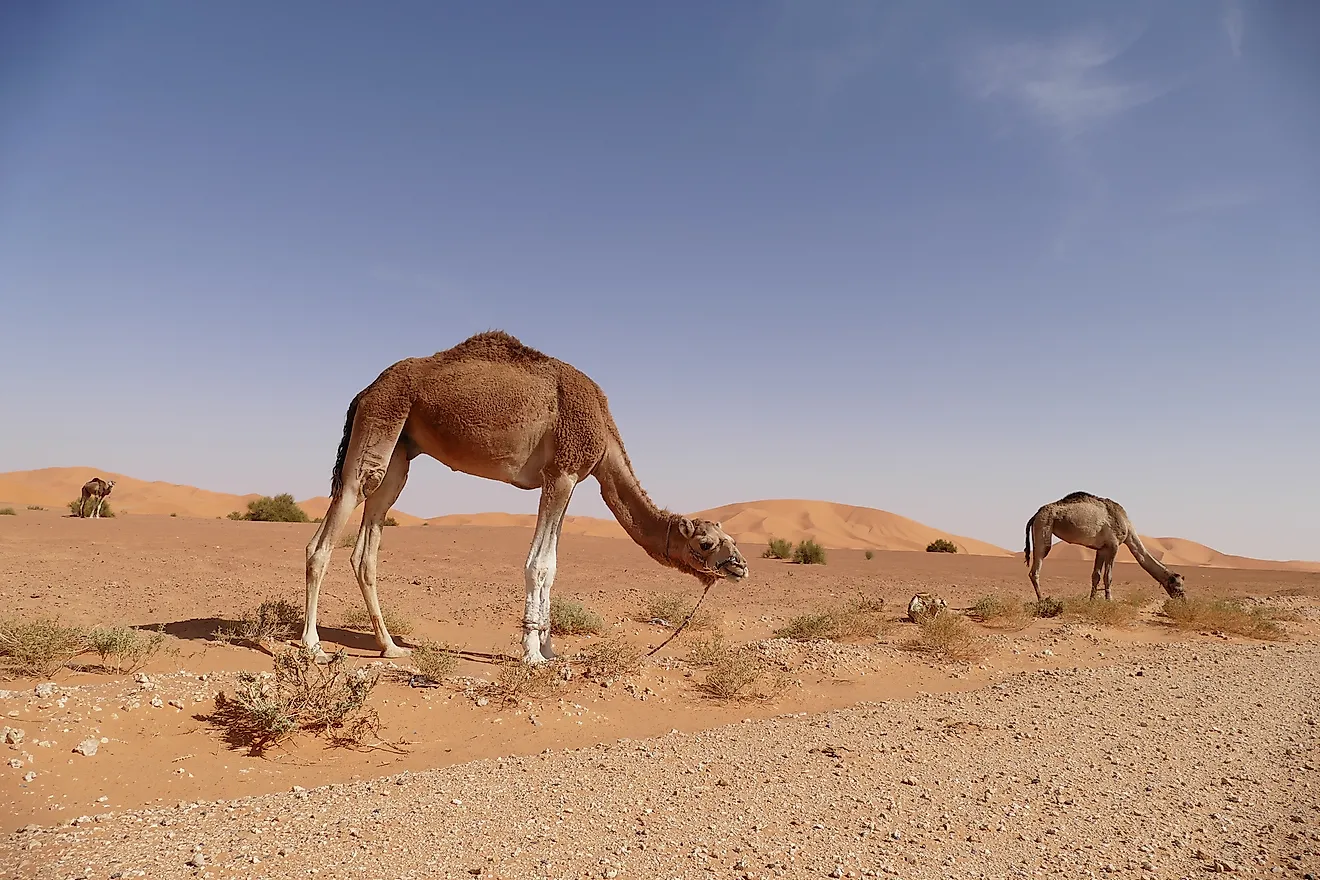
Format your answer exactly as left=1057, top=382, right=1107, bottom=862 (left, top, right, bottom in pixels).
left=964, top=30, right=1164, bottom=139
left=1221, top=0, right=1245, bottom=58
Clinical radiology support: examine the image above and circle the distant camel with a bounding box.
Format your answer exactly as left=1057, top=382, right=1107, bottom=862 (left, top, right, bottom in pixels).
left=1025, top=492, right=1186, bottom=601
left=303, top=331, right=749, bottom=665
left=78, top=478, right=116, bottom=518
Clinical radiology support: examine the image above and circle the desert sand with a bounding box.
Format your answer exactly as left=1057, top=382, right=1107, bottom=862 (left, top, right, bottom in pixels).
left=1, top=503, right=1318, bottom=878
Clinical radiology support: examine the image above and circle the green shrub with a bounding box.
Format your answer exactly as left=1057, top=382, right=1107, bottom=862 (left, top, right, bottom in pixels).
left=26, top=505, right=43, bottom=511
left=384, top=516, right=399, bottom=527
left=549, top=598, right=606, bottom=635
left=1163, top=597, right=1285, bottom=641
left=68, top=498, right=115, bottom=518
left=864, top=550, right=874, bottom=560
left=233, top=494, right=309, bottom=523
left=411, top=642, right=458, bottom=680
left=0, top=618, right=88, bottom=676
left=640, top=594, right=716, bottom=631
left=0, top=507, right=15, bottom=516
left=792, top=539, right=826, bottom=565
left=762, top=538, right=794, bottom=560
left=215, top=598, right=303, bottom=645
left=926, top=539, right=958, bottom=553
left=773, top=595, right=890, bottom=642
left=340, top=606, right=414, bottom=637
left=1031, top=597, right=1065, bottom=618
left=87, top=625, right=169, bottom=673
left=970, top=595, right=1031, bottom=629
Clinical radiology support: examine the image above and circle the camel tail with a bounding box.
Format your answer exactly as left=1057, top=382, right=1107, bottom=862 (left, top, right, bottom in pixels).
left=1024, top=514, right=1035, bottom=566
left=329, top=392, right=362, bottom=499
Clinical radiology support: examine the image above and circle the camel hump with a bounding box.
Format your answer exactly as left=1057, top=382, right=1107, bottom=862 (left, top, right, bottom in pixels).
left=1057, top=491, right=1099, bottom=504
left=442, top=331, right=553, bottom=365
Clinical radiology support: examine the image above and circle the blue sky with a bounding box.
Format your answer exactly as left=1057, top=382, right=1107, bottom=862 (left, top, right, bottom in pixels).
left=2, top=1, right=1317, bottom=560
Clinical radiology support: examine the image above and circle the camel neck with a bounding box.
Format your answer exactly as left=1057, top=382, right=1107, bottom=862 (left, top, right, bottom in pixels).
left=594, top=438, right=674, bottom=566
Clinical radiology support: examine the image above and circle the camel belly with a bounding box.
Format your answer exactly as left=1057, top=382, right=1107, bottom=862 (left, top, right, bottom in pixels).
left=403, top=399, right=556, bottom=490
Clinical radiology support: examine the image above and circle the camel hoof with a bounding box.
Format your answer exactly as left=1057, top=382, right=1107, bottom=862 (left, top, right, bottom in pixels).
left=309, top=648, right=333, bottom=665
left=381, top=645, right=412, bottom=660
left=522, top=652, right=549, bottom=666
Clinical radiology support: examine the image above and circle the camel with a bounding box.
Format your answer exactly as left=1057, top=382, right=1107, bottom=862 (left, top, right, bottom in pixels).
left=1025, top=491, right=1186, bottom=601
left=302, top=331, right=749, bottom=664
left=78, top=478, right=115, bottom=518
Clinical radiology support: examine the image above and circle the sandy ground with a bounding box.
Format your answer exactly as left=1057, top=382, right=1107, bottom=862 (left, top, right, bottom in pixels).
left=1, top=511, right=1318, bottom=879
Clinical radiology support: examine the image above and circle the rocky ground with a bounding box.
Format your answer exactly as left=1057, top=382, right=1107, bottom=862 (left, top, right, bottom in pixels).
left=4, top=639, right=1317, bottom=880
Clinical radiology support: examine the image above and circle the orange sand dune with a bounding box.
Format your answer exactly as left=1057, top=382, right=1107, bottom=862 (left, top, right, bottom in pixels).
left=1042, top=536, right=1320, bottom=573
left=694, top=499, right=1014, bottom=557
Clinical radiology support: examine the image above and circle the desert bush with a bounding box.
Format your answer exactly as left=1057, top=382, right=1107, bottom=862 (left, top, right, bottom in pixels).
left=640, top=594, right=715, bottom=631
left=1031, top=597, right=1064, bottom=618
left=683, top=632, right=730, bottom=668
left=1162, top=597, right=1285, bottom=641
left=233, top=493, right=309, bottom=523
left=87, top=625, right=168, bottom=673
left=774, top=595, right=889, bottom=642
left=209, top=648, right=380, bottom=755
left=340, top=606, right=415, bottom=637
left=549, top=598, right=605, bottom=636
left=697, top=649, right=788, bottom=701
left=338, top=534, right=357, bottom=549
left=214, top=598, right=302, bottom=645
left=792, top=539, right=826, bottom=565
left=68, top=498, right=114, bottom=518
left=170, top=512, right=177, bottom=517
left=864, top=550, right=874, bottom=560
left=0, top=618, right=89, bottom=677
left=0, top=507, right=15, bottom=516
left=762, top=537, right=794, bottom=560
left=227, top=511, right=244, bottom=520
left=384, top=516, right=399, bottom=527
left=474, top=660, right=556, bottom=704
left=576, top=637, right=644, bottom=680
left=26, top=505, right=43, bottom=511
left=411, top=642, right=458, bottom=681
left=969, top=595, right=1031, bottom=630
left=1060, top=596, right=1139, bottom=627
left=926, top=539, right=958, bottom=553
left=910, top=611, right=984, bottom=662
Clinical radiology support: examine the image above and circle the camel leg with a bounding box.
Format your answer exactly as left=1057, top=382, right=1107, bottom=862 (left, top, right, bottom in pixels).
left=1089, top=553, right=1104, bottom=600
left=349, top=444, right=411, bottom=659
left=302, top=489, right=362, bottom=663
left=1028, top=520, right=1052, bottom=600
left=522, top=473, right=578, bottom=664
left=1101, top=548, right=1116, bottom=601
left=91, top=496, right=102, bottom=518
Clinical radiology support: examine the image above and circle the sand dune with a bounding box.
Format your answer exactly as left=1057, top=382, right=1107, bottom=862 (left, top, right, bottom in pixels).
left=695, top=499, right=1014, bottom=557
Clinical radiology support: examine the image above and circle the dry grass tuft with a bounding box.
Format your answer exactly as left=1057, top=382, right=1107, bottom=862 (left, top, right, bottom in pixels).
left=475, top=661, right=558, bottom=704
left=1163, top=597, right=1286, bottom=641
left=1031, top=597, right=1064, bottom=618
left=774, top=596, right=890, bottom=642
left=0, top=618, right=89, bottom=677
left=575, top=636, right=644, bottom=680
left=697, top=648, right=789, bottom=701
left=87, top=625, right=170, bottom=673
left=214, top=598, right=302, bottom=646
left=340, top=606, right=415, bottom=637
left=549, top=598, right=606, bottom=636
left=639, top=594, right=716, bottom=631
left=209, top=648, right=381, bottom=755
left=1061, top=596, right=1139, bottom=627
left=969, top=595, right=1031, bottom=630
left=908, top=611, right=985, bottom=663
left=410, top=641, right=458, bottom=680
left=683, top=631, right=730, bottom=668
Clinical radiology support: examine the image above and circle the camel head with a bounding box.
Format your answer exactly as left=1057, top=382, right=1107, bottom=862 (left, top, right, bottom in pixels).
left=1164, top=571, right=1186, bottom=598
left=105, top=480, right=116, bottom=492
left=670, top=517, right=748, bottom=585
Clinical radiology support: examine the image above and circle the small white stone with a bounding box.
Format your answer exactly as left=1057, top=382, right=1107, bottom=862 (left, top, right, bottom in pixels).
left=74, top=738, right=99, bottom=757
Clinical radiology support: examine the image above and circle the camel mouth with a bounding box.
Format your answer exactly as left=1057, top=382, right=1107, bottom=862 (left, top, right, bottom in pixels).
left=722, top=562, right=748, bottom=581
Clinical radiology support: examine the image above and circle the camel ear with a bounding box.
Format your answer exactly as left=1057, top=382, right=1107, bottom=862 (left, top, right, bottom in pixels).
left=677, top=517, right=696, bottom=539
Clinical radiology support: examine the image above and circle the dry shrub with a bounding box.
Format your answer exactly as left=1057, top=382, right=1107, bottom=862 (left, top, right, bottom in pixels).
left=475, top=661, right=557, bottom=704
left=338, top=534, right=357, bottom=549
left=233, top=493, right=309, bottom=523
left=909, top=611, right=984, bottom=662
left=1061, top=596, right=1139, bottom=627
left=1163, top=597, right=1285, bottom=641
left=774, top=596, right=890, bottom=642
left=683, top=631, right=730, bottom=668
left=762, top=538, right=794, bottom=560
left=698, top=648, right=789, bottom=701
left=792, top=539, right=827, bottom=565
left=1031, top=597, right=1064, bottom=618
left=549, top=598, right=605, bottom=636
left=0, top=618, right=88, bottom=677
left=87, top=625, right=169, bottom=673
left=26, top=505, right=44, bottom=511
left=575, top=636, right=644, bottom=680
left=214, top=598, right=302, bottom=645
left=340, top=606, right=415, bottom=637
left=209, top=648, right=381, bottom=755
left=969, top=595, right=1031, bottom=630
left=864, top=550, right=874, bottom=560
left=0, top=507, right=15, bottom=516
left=640, top=594, right=716, bottom=631
left=411, top=642, right=458, bottom=680
left=925, top=539, right=958, bottom=553
left=1119, top=588, right=1157, bottom=609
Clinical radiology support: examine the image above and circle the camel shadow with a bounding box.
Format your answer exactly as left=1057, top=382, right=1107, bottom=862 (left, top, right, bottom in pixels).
left=139, top=619, right=384, bottom=654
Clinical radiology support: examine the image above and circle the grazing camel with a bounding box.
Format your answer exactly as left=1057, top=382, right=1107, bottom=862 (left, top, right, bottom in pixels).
left=78, top=478, right=116, bottom=518
left=1025, top=491, right=1186, bottom=601
left=302, top=331, right=749, bottom=664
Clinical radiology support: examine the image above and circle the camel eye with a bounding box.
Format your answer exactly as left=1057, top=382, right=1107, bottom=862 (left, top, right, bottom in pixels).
left=698, top=538, right=715, bottom=552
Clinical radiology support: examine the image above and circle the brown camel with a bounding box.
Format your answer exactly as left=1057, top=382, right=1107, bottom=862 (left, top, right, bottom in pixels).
left=78, top=478, right=116, bottom=518
left=302, top=331, right=749, bottom=664
left=1025, top=491, right=1186, bottom=601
